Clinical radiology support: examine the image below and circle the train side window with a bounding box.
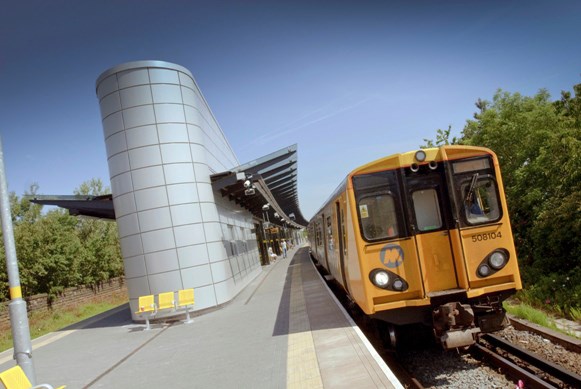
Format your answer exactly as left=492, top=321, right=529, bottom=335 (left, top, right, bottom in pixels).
left=358, top=194, right=399, bottom=241
left=460, top=176, right=501, bottom=225
left=326, top=216, right=334, bottom=250
left=315, top=222, right=322, bottom=247
left=412, top=189, right=442, bottom=231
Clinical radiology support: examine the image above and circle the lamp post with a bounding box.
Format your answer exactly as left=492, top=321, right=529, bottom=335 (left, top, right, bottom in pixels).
left=0, top=137, right=36, bottom=384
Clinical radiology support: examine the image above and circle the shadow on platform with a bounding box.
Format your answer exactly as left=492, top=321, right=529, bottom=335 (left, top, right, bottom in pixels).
left=273, top=247, right=350, bottom=337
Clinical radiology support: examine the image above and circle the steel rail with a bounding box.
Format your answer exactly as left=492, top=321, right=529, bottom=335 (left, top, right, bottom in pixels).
left=482, top=333, right=581, bottom=388
left=472, top=343, right=555, bottom=389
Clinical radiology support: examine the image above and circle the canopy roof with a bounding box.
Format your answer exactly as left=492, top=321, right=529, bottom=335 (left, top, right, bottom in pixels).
left=30, top=194, right=115, bottom=219
left=31, top=145, right=307, bottom=228
left=210, top=144, right=308, bottom=228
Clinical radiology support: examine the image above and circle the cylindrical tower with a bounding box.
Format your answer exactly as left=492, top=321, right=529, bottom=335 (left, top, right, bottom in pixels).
left=96, top=61, right=237, bottom=319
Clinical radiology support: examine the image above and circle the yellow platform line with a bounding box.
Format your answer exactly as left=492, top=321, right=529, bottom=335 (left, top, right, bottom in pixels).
left=286, top=265, right=323, bottom=389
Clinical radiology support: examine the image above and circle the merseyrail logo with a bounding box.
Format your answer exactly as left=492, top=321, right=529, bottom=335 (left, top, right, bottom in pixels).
left=380, top=244, right=404, bottom=269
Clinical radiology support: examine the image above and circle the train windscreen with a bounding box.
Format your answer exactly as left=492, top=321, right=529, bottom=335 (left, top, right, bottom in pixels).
left=452, top=157, right=502, bottom=226
left=353, top=170, right=402, bottom=241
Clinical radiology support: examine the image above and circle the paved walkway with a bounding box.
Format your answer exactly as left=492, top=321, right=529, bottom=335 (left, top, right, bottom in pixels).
left=0, top=246, right=402, bottom=389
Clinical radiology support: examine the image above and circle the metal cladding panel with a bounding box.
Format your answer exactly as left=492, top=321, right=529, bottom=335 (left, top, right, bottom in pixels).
left=95, top=61, right=245, bottom=319
left=177, top=244, right=209, bottom=268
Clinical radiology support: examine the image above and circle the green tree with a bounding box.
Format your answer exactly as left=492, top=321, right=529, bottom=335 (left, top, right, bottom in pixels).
left=0, top=184, right=44, bottom=300
left=527, top=85, right=581, bottom=295
left=73, top=179, right=123, bottom=285
left=458, top=84, right=581, bottom=311
left=1, top=180, right=124, bottom=302
left=10, top=183, right=42, bottom=223
left=14, top=208, right=82, bottom=300
left=74, top=178, right=108, bottom=197
left=554, top=83, right=581, bottom=128
left=421, top=125, right=459, bottom=148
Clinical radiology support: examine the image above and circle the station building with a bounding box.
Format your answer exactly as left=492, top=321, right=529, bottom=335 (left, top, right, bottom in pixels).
left=35, top=61, right=307, bottom=320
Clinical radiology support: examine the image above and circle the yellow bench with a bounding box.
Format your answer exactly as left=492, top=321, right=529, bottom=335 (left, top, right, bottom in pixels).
left=134, top=289, right=195, bottom=330
left=177, top=288, right=195, bottom=324
left=135, top=294, right=157, bottom=330
left=0, top=364, right=65, bottom=389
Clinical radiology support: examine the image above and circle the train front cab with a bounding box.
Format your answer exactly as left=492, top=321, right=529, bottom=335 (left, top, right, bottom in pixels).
left=349, top=146, right=522, bottom=349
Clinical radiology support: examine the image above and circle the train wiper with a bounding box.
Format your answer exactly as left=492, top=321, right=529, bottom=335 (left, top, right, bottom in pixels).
left=465, top=173, right=479, bottom=204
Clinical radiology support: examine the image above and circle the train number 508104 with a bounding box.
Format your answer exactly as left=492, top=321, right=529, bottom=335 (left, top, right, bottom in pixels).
left=472, top=232, right=502, bottom=242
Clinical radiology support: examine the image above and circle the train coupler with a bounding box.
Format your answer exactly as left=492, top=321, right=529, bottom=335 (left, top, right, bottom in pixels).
left=433, top=302, right=481, bottom=349
left=438, top=327, right=481, bottom=349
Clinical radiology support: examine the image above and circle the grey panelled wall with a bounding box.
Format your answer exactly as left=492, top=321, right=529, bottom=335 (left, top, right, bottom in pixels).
left=96, top=61, right=262, bottom=319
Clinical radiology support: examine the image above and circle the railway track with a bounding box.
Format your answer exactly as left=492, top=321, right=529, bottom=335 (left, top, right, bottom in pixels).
left=508, top=316, right=581, bottom=353
left=474, top=333, right=581, bottom=388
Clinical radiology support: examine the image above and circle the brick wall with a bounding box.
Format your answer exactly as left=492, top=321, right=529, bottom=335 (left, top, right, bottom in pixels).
left=0, top=277, right=127, bottom=330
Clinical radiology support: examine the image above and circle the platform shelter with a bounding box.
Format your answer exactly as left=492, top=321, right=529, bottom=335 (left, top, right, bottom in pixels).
left=33, top=60, right=307, bottom=320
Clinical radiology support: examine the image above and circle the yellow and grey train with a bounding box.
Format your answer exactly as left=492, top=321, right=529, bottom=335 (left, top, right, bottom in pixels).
left=307, top=146, right=522, bottom=349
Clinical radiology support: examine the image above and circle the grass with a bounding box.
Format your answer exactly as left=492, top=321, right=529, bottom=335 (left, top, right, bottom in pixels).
left=0, top=291, right=128, bottom=353
left=504, top=301, right=558, bottom=329
left=504, top=301, right=581, bottom=339
left=570, top=307, right=581, bottom=322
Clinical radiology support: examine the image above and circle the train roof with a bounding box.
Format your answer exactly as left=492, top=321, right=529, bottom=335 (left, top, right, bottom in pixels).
left=348, top=145, right=495, bottom=177
left=308, top=145, right=495, bottom=223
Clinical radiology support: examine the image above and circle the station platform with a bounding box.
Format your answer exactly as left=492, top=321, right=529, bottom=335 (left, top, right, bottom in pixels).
left=0, top=246, right=402, bottom=389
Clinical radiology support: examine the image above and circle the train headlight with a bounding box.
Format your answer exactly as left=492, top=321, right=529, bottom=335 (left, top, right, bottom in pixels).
left=478, top=264, right=491, bottom=277
left=477, top=249, right=510, bottom=278
left=415, top=150, right=427, bottom=162
left=393, top=279, right=405, bottom=291
left=489, top=251, right=507, bottom=270
left=371, top=270, right=389, bottom=287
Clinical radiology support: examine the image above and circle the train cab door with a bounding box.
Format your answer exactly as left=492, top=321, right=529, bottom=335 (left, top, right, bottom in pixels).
left=407, top=171, right=459, bottom=293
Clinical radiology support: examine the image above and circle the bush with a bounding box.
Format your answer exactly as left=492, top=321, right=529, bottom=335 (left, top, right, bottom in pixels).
left=515, top=270, right=581, bottom=320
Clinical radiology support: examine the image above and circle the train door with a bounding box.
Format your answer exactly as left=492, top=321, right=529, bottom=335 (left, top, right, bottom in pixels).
left=407, top=172, right=459, bottom=293
left=321, top=213, right=330, bottom=270
left=336, top=201, right=348, bottom=289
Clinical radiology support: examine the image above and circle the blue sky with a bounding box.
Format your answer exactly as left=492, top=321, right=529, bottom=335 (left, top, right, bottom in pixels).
left=1, top=1, right=580, bottom=220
